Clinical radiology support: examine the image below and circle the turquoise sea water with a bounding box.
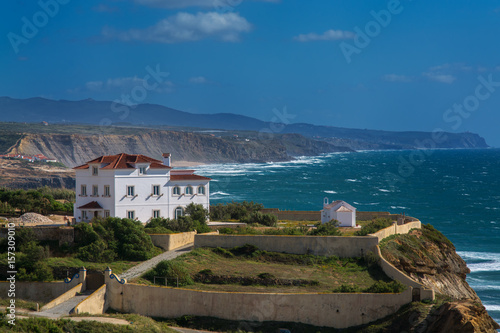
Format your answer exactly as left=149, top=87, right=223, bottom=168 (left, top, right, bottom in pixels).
left=195, top=148, right=500, bottom=323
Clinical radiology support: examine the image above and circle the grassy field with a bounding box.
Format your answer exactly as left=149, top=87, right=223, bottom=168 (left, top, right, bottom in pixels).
left=45, top=257, right=140, bottom=275
left=136, top=247, right=394, bottom=293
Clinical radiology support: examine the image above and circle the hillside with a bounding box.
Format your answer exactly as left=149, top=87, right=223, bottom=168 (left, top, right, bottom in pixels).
left=0, top=97, right=489, bottom=150
left=5, top=129, right=350, bottom=168
left=379, top=225, right=499, bottom=332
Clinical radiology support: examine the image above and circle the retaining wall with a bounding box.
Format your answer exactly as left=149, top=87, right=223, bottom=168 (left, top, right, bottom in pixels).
left=0, top=281, right=77, bottom=303
left=40, top=283, right=84, bottom=311
left=149, top=231, right=196, bottom=251
left=195, top=234, right=379, bottom=258
left=374, top=246, right=434, bottom=301
left=369, top=221, right=421, bottom=242
left=0, top=226, right=74, bottom=246
left=74, top=284, right=108, bottom=315
left=106, top=276, right=412, bottom=329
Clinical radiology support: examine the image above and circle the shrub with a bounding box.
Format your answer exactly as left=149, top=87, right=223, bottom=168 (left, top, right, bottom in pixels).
left=230, top=244, right=259, bottom=256
left=218, top=227, right=236, bottom=234
left=355, top=218, right=393, bottom=236
left=364, top=281, right=406, bottom=293
left=209, top=201, right=264, bottom=221
left=185, top=203, right=209, bottom=224
left=144, top=260, right=193, bottom=287
left=211, top=247, right=234, bottom=258
left=333, top=284, right=361, bottom=293
left=308, top=220, right=342, bottom=236
left=257, top=272, right=275, bottom=279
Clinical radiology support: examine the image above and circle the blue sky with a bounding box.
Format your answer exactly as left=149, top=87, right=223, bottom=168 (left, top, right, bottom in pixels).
left=2, top=0, right=500, bottom=146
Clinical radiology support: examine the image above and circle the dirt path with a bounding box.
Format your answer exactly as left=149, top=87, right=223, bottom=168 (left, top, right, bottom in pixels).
left=120, top=243, right=194, bottom=281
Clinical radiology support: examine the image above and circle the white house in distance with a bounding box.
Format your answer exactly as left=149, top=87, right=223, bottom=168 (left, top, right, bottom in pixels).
left=73, top=153, right=210, bottom=223
left=321, top=198, right=357, bottom=227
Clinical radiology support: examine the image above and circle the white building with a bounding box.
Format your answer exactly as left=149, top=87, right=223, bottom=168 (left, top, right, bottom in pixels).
left=73, top=153, right=210, bottom=223
left=321, top=198, right=356, bottom=227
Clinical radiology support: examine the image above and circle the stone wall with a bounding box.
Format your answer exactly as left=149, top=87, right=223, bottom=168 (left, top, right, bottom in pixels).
left=195, top=234, right=379, bottom=258
left=74, top=284, right=108, bottom=315
left=0, top=268, right=85, bottom=303
left=0, top=226, right=74, bottom=246
left=40, top=283, right=84, bottom=311
left=149, top=231, right=197, bottom=251
left=374, top=246, right=434, bottom=301
left=106, top=275, right=412, bottom=329
left=369, top=221, right=422, bottom=242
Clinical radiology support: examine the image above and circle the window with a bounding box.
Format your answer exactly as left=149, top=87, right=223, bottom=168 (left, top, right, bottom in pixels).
left=153, top=210, right=160, bottom=218
left=139, top=167, right=146, bottom=175
left=174, top=207, right=184, bottom=219
left=81, top=185, right=87, bottom=196
left=185, top=186, right=193, bottom=195
left=104, top=210, right=110, bottom=218
left=92, top=166, right=98, bottom=176
left=104, top=185, right=110, bottom=197
left=127, top=186, right=135, bottom=197
left=127, top=211, right=135, bottom=220
left=198, top=186, right=205, bottom=195
left=173, top=186, right=181, bottom=195
left=92, top=185, right=99, bottom=197
left=82, top=210, right=87, bottom=220
left=152, top=185, right=160, bottom=196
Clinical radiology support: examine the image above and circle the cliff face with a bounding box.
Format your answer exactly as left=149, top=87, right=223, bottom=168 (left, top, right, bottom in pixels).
left=9, top=131, right=349, bottom=168
left=380, top=225, right=500, bottom=332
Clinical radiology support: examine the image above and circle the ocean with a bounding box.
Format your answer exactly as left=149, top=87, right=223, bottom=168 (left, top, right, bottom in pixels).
left=195, top=148, right=500, bottom=324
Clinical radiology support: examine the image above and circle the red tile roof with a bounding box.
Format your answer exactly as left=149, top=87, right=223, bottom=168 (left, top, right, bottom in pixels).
left=73, top=153, right=172, bottom=170
left=170, top=174, right=211, bottom=181
left=78, top=201, right=103, bottom=209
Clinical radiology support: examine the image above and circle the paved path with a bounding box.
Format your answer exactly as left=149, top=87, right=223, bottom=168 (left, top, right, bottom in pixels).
left=120, top=243, right=194, bottom=280
left=31, top=291, right=93, bottom=319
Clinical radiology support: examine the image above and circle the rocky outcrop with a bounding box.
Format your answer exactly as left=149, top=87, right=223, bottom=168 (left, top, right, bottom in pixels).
left=380, top=225, right=499, bottom=332
left=9, top=131, right=350, bottom=168
left=425, top=301, right=500, bottom=333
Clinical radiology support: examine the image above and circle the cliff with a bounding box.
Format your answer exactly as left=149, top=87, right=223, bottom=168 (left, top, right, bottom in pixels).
left=8, top=131, right=350, bottom=168
left=379, top=224, right=499, bottom=333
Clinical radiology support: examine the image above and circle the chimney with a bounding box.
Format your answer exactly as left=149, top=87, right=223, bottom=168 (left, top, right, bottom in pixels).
left=162, top=153, right=171, bottom=167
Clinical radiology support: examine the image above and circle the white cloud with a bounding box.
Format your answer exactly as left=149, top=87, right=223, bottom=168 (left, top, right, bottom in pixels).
left=423, top=73, right=456, bottom=84
left=85, top=81, right=104, bottom=91
left=92, top=4, right=119, bottom=13
left=293, top=29, right=355, bottom=42
left=83, top=77, right=174, bottom=93
left=382, top=74, right=412, bottom=83
left=189, top=76, right=208, bottom=84
left=133, top=0, right=279, bottom=9
left=103, top=12, right=252, bottom=43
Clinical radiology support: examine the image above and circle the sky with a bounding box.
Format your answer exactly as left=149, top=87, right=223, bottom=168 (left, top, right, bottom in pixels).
left=2, top=0, right=500, bottom=146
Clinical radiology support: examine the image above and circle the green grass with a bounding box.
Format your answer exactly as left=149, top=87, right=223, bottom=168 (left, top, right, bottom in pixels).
left=0, top=298, right=45, bottom=311
left=45, top=257, right=140, bottom=275
left=0, top=313, right=179, bottom=332
left=137, top=246, right=397, bottom=294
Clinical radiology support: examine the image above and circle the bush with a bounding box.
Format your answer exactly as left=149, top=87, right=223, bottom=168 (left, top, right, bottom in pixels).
left=257, top=272, right=275, bottom=279
left=211, top=247, right=234, bottom=258
left=355, top=218, right=393, bottom=236
left=308, top=220, right=341, bottom=236
left=144, top=260, right=193, bottom=287
left=333, top=284, right=361, bottom=293
left=209, top=201, right=264, bottom=221
left=364, top=281, right=406, bottom=293
left=241, top=212, right=277, bottom=227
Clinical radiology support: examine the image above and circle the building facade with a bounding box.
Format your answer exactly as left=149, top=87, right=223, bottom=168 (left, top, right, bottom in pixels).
left=321, top=198, right=356, bottom=227
left=73, top=153, right=210, bottom=223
